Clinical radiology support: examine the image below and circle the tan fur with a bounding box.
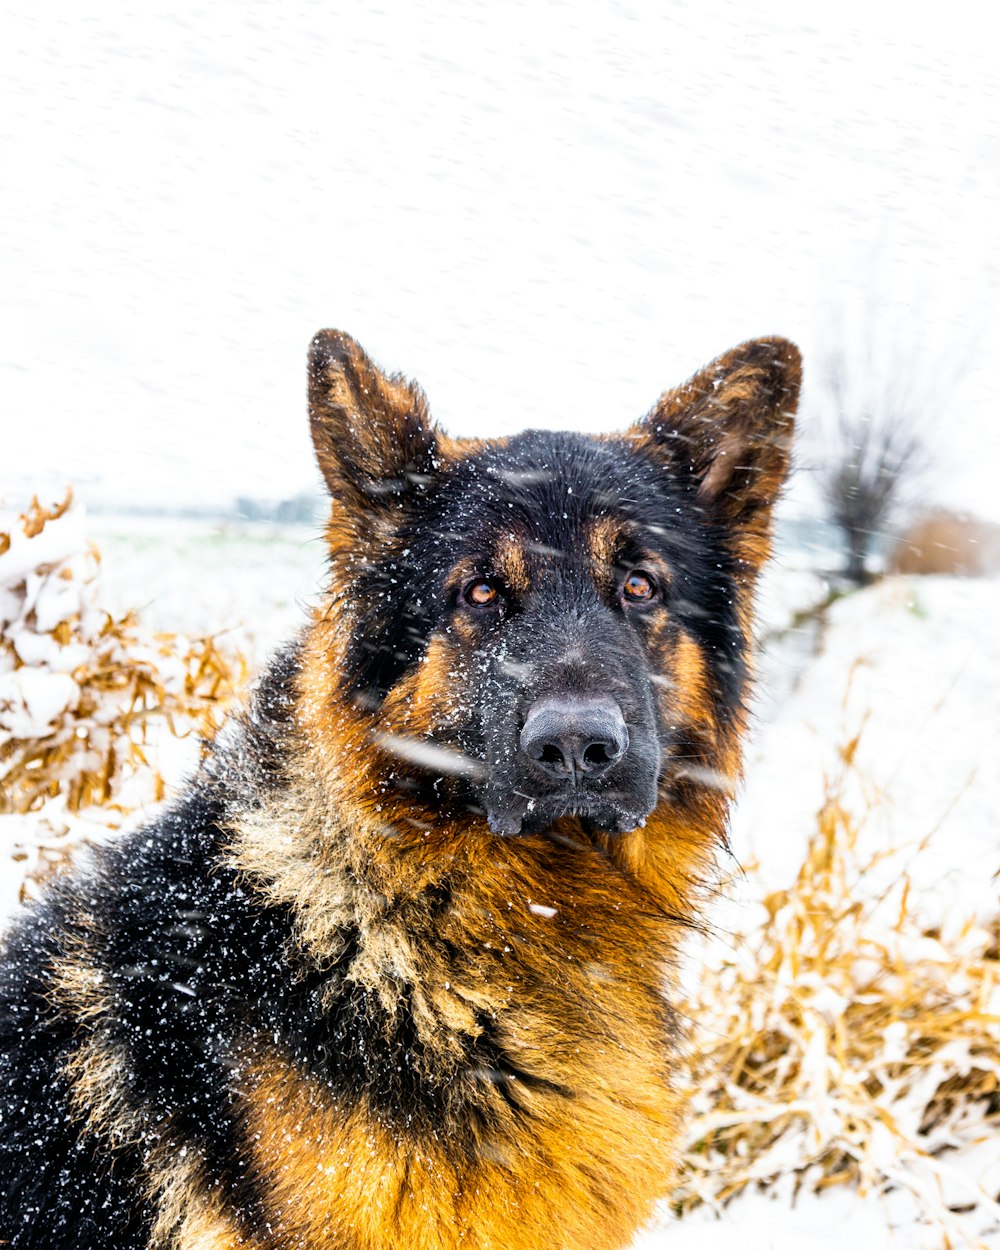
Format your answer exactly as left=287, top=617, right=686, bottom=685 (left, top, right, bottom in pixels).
left=493, top=535, right=531, bottom=596
left=62, top=1033, right=139, bottom=1146
left=228, top=755, right=690, bottom=1249
left=153, top=1164, right=246, bottom=1250
left=48, top=950, right=110, bottom=1024
left=239, top=1046, right=678, bottom=1250
left=586, top=515, right=623, bottom=569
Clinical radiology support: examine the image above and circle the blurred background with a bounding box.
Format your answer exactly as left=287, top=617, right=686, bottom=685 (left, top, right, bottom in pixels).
left=2, top=3, right=999, bottom=1247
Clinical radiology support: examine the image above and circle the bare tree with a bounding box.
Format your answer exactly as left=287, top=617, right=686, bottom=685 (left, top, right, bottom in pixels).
left=818, top=351, right=925, bottom=583
left=809, top=275, right=958, bottom=584
left=809, top=244, right=986, bottom=584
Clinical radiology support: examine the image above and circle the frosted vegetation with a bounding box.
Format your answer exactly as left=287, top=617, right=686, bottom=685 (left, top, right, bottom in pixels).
left=1, top=496, right=997, bottom=1248
left=0, top=496, right=246, bottom=913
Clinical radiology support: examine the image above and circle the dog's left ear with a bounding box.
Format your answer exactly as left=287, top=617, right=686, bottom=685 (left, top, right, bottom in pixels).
left=630, top=337, right=801, bottom=556
left=308, top=330, right=440, bottom=507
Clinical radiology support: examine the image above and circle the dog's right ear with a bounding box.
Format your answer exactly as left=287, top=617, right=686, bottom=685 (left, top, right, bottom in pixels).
left=308, top=330, right=440, bottom=507
left=626, top=337, right=801, bottom=571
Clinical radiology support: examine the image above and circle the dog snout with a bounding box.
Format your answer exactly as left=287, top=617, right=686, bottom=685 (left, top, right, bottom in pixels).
left=519, top=696, right=629, bottom=782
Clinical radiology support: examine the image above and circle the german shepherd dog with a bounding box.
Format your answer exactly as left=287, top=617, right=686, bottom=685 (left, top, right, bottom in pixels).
left=0, top=332, right=800, bottom=1249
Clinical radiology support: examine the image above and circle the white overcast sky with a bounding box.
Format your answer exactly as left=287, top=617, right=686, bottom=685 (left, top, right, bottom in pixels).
left=2, top=0, right=999, bottom=517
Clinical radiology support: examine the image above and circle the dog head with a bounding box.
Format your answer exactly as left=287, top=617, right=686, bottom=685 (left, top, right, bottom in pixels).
left=307, top=331, right=800, bottom=839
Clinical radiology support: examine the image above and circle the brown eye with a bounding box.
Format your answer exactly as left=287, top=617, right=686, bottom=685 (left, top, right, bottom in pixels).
left=623, top=571, right=656, bottom=602
left=464, top=579, right=500, bottom=607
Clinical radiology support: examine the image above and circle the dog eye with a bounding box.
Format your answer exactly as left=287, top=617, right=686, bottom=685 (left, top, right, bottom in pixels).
left=622, top=571, right=657, bottom=603
left=463, top=579, right=501, bottom=607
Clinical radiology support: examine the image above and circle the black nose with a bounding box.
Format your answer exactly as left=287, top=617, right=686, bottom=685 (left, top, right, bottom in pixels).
left=520, top=697, right=629, bottom=782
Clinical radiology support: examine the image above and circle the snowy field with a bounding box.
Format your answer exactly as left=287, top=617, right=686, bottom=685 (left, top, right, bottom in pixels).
left=1, top=510, right=998, bottom=1248
left=87, top=514, right=328, bottom=655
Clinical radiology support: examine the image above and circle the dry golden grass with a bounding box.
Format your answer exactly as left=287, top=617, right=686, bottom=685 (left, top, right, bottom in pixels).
left=2, top=619, right=242, bottom=817
left=675, top=733, right=1000, bottom=1243
left=1, top=493, right=248, bottom=896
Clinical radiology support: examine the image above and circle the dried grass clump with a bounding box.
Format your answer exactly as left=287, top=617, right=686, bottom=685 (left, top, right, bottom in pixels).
left=676, top=735, right=1000, bottom=1243
left=1, top=493, right=248, bottom=897
left=890, top=509, right=1000, bottom=577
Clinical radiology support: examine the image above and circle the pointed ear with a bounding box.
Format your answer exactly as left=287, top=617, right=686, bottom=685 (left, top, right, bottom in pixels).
left=308, top=330, right=440, bottom=506
left=631, top=337, right=801, bottom=550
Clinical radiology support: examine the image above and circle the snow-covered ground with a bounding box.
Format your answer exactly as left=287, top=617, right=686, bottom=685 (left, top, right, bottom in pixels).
left=88, top=514, right=328, bottom=656
left=2, top=514, right=998, bottom=1247
left=741, top=574, right=999, bottom=929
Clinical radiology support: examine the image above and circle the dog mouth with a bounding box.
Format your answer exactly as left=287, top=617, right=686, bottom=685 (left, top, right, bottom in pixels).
left=484, top=789, right=654, bottom=838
